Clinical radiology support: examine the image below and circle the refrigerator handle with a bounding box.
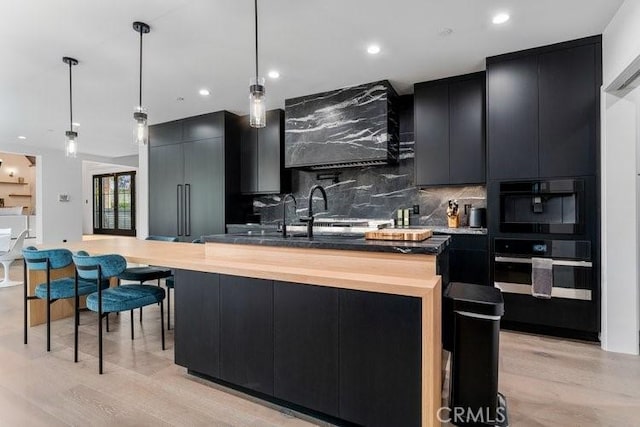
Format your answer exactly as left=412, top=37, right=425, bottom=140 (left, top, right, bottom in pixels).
left=185, top=183, right=191, bottom=236
left=177, top=184, right=183, bottom=236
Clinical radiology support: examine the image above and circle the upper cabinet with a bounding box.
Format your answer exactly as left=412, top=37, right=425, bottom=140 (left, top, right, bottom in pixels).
left=538, top=44, right=599, bottom=178
left=487, top=56, right=539, bottom=180
left=487, top=36, right=602, bottom=180
left=414, top=72, right=486, bottom=186
left=240, top=110, right=289, bottom=195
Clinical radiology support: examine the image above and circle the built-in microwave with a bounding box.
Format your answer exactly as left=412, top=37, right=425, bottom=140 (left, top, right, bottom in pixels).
left=499, top=179, right=584, bottom=234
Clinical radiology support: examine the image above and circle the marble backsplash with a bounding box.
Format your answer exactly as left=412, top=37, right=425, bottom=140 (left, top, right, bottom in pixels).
left=252, top=94, right=486, bottom=226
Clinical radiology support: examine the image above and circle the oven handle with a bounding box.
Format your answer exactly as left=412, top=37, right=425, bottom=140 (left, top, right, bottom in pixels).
left=494, top=256, right=592, bottom=268
left=494, top=281, right=592, bottom=301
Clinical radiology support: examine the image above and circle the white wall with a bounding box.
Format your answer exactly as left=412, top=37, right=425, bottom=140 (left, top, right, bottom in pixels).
left=137, top=143, right=149, bottom=239
left=601, top=91, right=639, bottom=354
left=0, top=141, right=136, bottom=245
left=601, top=0, right=640, bottom=354
left=81, top=161, right=138, bottom=235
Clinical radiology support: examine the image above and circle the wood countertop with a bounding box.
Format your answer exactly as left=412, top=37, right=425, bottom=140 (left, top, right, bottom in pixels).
left=53, top=237, right=441, bottom=298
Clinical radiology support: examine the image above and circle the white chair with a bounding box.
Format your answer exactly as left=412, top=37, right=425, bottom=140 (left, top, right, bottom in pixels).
left=0, top=228, right=11, bottom=253
left=0, top=229, right=28, bottom=288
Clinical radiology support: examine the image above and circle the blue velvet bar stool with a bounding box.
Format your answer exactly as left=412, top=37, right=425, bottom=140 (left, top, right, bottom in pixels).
left=73, top=253, right=166, bottom=374
left=22, top=247, right=110, bottom=351
left=164, top=238, right=203, bottom=330
left=118, top=235, right=177, bottom=322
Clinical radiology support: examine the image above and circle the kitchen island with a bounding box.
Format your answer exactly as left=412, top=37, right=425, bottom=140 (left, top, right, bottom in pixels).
left=36, top=235, right=448, bottom=427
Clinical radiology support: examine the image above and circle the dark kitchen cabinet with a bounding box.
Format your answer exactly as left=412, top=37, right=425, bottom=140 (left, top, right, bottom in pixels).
left=414, top=82, right=449, bottom=185
left=219, top=275, right=274, bottom=395
left=149, top=143, right=183, bottom=237
left=183, top=138, right=225, bottom=239
left=449, top=77, right=486, bottom=184
left=487, top=55, right=539, bottom=180
left=149, top=111, right=242, bottom=241
left=148, top=120, right=183, bottom=147
left=538, top=44, right=599, bottom=178
left=487, top=36, right=601, bottom=180
left=240, top=110, right=289, bottom=195
left=183, top=113, right=224, bottom=142
left=174, top=270, right=220, bottom=378
left=273, top=281, right=339, bottom=417
left=448, top=234, right=489, bottom=286
left=414, top=72, right=485, bottom=186
left=339, top=289, right=422, bottom=427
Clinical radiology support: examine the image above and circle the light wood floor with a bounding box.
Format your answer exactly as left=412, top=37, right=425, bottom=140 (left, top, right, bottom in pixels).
left=1, top=261, right=639, bottom=426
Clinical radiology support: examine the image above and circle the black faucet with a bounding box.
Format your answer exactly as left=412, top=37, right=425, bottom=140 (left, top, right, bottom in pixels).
left=301, top=185, right=328, bottom=239
left=281, top=194, right=297, bottom=238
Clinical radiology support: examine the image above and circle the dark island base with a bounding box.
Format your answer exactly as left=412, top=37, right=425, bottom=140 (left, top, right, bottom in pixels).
left=188, top=370, right=359, bottom=427
left=175, top=270, right=424, bottom=427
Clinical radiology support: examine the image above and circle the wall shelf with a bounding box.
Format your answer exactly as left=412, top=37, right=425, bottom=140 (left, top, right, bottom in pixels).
left=0, top=181, right=28, bottom=185
left=8, top=194, right=32, bottom=197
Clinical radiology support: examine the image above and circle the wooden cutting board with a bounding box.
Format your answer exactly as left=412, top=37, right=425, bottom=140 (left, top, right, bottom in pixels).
left=364, top=228, right=433, bottom=241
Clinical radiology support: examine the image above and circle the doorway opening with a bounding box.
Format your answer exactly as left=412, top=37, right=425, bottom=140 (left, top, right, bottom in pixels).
left=93, top=171, right=136, bottom=236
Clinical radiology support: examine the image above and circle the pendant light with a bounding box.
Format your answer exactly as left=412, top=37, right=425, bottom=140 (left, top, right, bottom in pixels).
left=63, top=56, right=79, bottom=158
left=249, top=0, right=266, bottom=128
left=133, top=21, right=151, bottom=145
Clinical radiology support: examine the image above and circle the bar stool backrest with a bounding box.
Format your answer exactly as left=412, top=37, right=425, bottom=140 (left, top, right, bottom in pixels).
left=23, top=247, right=73, bottom=271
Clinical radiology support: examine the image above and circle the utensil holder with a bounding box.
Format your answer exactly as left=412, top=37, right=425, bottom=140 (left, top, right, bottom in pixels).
left=448, top=215, right=460, bottom=228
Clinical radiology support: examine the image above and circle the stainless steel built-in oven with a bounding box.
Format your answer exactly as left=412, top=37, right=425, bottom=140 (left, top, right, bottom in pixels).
left=499, top=179, right=585, bottom=234
left=494, top=238, right=593, bottom=301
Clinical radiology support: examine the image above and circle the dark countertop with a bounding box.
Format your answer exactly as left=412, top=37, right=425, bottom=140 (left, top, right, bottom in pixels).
left=206, top=232, right=450, bottom=255
left=429, top=226, right=488, bottom=235
left=227, top=223, right=487, bottom=236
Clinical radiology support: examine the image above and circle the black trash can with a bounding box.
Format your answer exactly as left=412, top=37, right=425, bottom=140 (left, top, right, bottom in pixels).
left=444, top=282, right=508, bottom=427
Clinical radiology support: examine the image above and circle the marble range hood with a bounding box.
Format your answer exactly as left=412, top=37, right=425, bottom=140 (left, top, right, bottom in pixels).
left=284, top=80, right=400, bottom=170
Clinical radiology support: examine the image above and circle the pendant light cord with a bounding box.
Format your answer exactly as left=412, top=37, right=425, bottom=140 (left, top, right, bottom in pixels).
left=68, top=61, right=73, bottom=131
left=254, top=0, right=259, bottom=79
left=139, top=29, right=143, bottom=108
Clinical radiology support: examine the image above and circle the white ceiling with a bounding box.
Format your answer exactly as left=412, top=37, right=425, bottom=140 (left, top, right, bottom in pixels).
left=0, top=0, right=623, bottom=157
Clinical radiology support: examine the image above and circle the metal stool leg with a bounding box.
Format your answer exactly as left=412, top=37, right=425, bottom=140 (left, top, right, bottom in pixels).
left=130, top=310, right=134, bottom=340
left=167, top=286, right=171, bottom=330
left=160, top=300, right=165, bottom=351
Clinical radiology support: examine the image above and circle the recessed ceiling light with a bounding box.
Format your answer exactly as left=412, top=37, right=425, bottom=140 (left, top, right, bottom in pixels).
left=17, top=136, right=26, bottom=140
left=176, top=97, right=185, bottom=102
left=492, top=13, right=510, bottom=25
left=199, top=89, right=210, bottom=96
left=367, top=44, right=381, bottom=55
left=268, top=70, right=280, bottom=79
left=438, top=28, right=454, bottom=37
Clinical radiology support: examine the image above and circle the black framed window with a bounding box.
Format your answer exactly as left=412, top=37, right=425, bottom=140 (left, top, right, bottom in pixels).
left=93, top=171, right=136, bottom=236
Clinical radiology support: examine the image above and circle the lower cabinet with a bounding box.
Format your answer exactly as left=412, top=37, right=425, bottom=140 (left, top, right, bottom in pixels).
left=219, top=275, right=274, bottom=395
left=339, top=289, right=422, bottom=427
left=174, top=271, right=423, bottom=426
left=448, top=234, right=489, bottom=286
left=273, top=281, right=339, bottom=417
left=174, top=270, right=220, bottom=378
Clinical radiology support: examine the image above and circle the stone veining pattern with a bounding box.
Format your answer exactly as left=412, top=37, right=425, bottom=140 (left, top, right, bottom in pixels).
left=254, top=93, right=486, bottom=226
left=284, top=80, right=399, bottom=167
